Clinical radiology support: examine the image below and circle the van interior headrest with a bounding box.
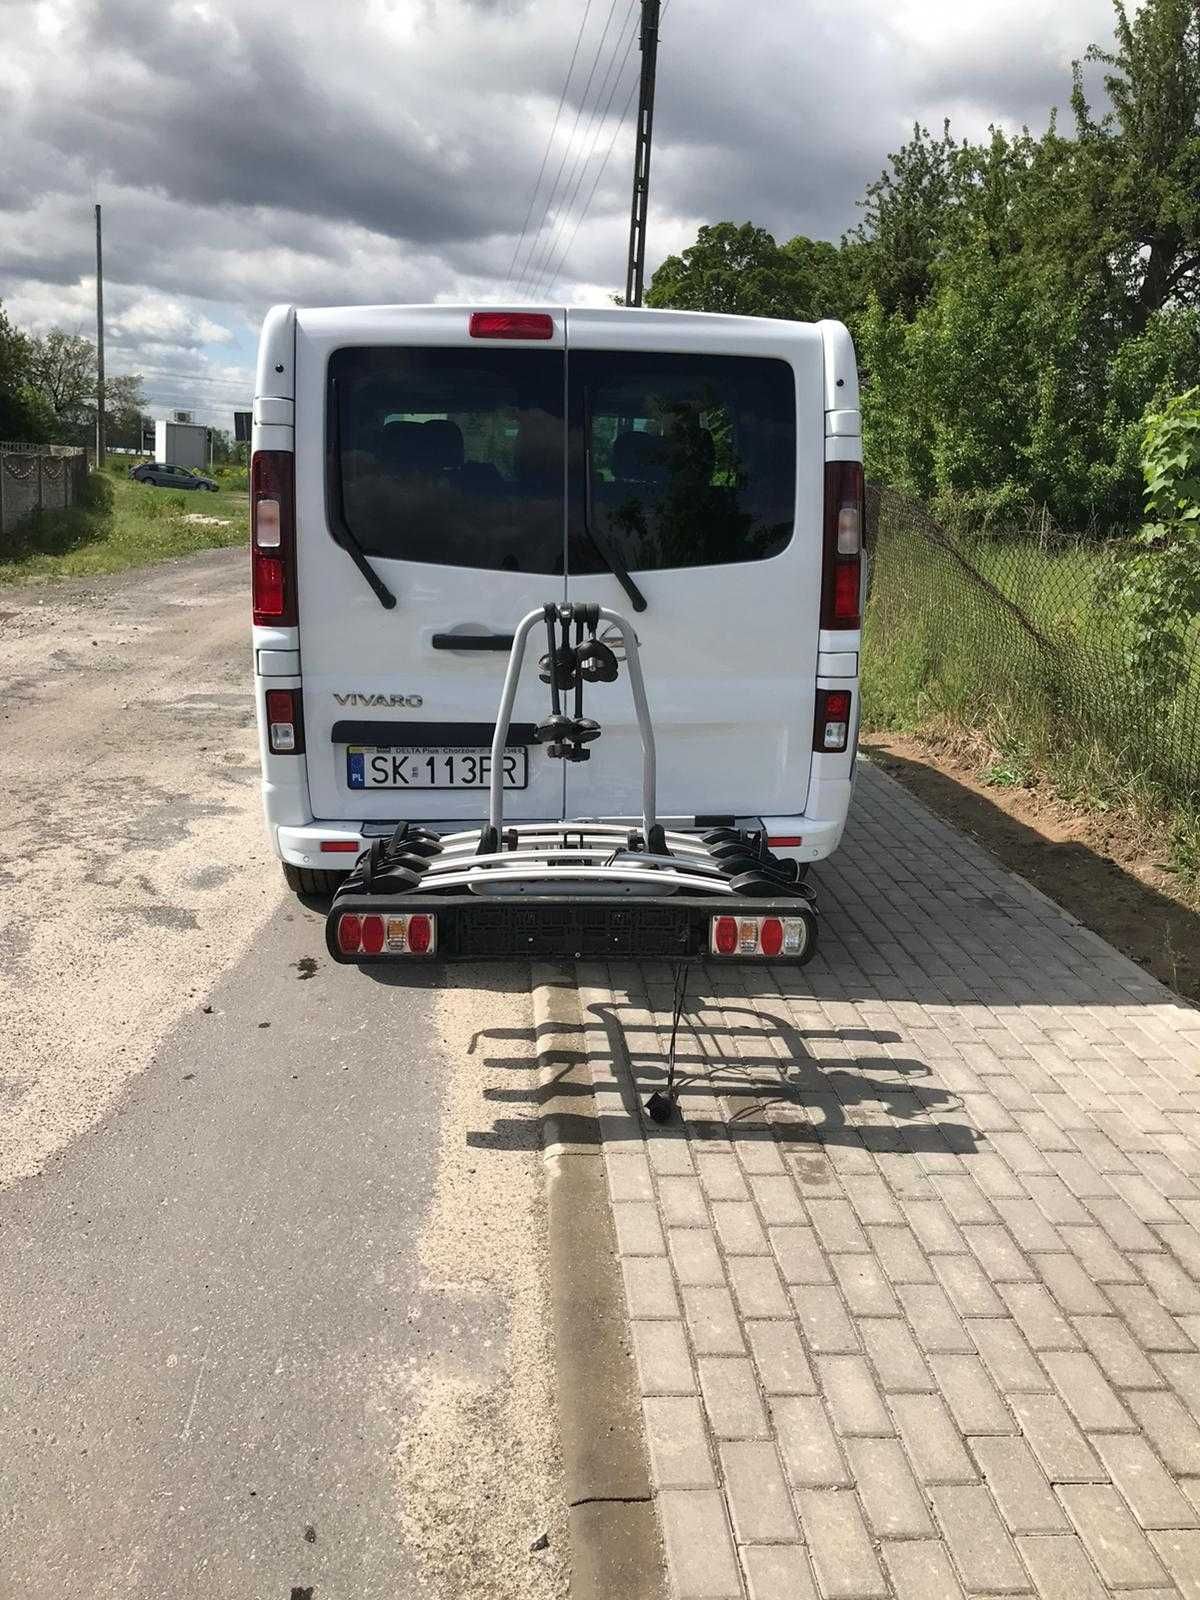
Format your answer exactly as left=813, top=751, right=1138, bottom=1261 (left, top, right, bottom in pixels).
left=380, top=417, right=464, bottom=473
left=612, top=430, right=668, bottom=484
left=611, top=423, right=715, bottom=485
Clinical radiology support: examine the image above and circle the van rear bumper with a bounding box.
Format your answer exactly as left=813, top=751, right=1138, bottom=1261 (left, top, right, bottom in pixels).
left=275, top=809, right=848, bottom=870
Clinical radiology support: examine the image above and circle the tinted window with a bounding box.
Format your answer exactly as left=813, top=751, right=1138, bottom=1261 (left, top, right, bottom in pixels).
left=328, top=346, right=565, bottom=574
left=570, top=351, right=795, bottom=572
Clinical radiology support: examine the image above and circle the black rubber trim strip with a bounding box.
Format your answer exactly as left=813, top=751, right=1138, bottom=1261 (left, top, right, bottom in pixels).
left=331, top=719, right=537, bottom=747
left=431, top=633, right=515, bottom=651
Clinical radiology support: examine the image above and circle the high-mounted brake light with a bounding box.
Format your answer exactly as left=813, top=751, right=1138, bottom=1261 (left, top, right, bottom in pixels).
left=814, top=688, right=852, bottom=753
left=821, top=461, right=863, bottom=629
left=469, top=311, right=554, bottom=341
left=252, top=450, right=297, bottom=625
left=266, top=688, right=304, bottom=754
left=710, top=915, right=810, bottom=959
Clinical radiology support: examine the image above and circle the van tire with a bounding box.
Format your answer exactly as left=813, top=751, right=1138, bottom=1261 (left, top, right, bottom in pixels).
left=282, top=862, right=347, bottom=898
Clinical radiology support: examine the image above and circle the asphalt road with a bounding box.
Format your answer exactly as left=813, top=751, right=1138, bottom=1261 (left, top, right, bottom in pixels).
left=0, top=551, right=566, bottom=1600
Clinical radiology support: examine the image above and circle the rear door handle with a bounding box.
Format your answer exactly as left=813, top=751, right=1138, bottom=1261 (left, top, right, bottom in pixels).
left=431, top=632, right=515, bottom=652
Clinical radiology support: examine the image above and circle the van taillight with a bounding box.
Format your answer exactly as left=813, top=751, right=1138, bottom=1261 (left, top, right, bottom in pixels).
left=266, top=687, right=304, bottom=754
left=821, top=461, right=863, bottom=629
left=252, top=450, right=297, bottom=626
left=814, top=688, right=852, bottom=752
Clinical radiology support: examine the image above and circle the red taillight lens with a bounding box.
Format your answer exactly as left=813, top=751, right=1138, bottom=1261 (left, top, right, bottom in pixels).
left=253, top=551, right=285, bottom=617
left=469, top=311, right=554, bottom=340
left=833, top=562, right=859, bottom=621
left=407, top=914, right=432, bottom=954
left=360, top=914, right=385, bottom=955
left=821, top=460, right=863, bottom=629
left=337, top=914, right=362, bottom=954
left=265, top=687, right=304, bottom=754
left=320, top=839, right=360, bottom=853
left=814, top=688, right=852, bottom=752
left=710, top=914, right=811, bottom=959
left=252, top=450, right=296, bottom=625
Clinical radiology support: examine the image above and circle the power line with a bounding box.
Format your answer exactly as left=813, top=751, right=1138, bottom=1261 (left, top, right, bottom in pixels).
left=512, top=0, right=630, bottom=295
left=524, top=1, right=640, bottom=298
left=503, top=0, right=595, bottom=294
left=519, top=0, right=637, bottom=297
left=528, top=14, right=642, bottom=299
left=540, top=0, right=670, bottom=303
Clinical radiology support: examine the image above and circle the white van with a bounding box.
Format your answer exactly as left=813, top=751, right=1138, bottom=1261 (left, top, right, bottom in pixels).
left=251, top=305, right=863, bottom=897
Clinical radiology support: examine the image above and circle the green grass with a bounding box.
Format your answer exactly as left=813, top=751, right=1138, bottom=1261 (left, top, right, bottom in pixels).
left=0, top=472, right=249, bottom=584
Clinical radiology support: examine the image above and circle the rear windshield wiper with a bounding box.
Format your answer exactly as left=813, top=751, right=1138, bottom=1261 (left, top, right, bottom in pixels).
left=583, top=396, right=647, bottom=614
left=330, top=378, right=397, bottom=610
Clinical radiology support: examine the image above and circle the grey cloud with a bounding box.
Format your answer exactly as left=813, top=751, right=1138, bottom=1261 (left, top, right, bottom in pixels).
left=0, top=0, right=1119, bottom=418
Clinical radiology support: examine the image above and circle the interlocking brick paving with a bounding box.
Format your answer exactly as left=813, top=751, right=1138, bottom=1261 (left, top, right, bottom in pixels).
left=581, top=761, right=1200, bottom=1598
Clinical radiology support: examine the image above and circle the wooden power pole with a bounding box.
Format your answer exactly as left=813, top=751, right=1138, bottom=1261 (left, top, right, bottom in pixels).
left=624, top=0, right=661, bottom=308
left=94, top=203, right=106, bottom=467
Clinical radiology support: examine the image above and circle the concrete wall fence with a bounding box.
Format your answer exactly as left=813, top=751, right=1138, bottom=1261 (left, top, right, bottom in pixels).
left=0, top=442, right=89, bottom=542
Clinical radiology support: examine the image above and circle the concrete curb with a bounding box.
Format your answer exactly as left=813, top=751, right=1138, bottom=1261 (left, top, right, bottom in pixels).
left=531, top=964, right=666, bottom=1600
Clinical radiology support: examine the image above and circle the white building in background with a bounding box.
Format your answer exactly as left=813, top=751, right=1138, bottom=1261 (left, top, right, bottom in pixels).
left=154, top=414, right=208, bottom=468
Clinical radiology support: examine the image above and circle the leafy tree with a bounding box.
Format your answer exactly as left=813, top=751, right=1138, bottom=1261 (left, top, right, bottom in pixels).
left=1073, top=0, right=1200, bottom=327
left=646, top=222, right=853, bottom=322
left=0, top=302, right=53, bottom=442
left=647, top=222, right=796, bottom=317
left=105, top=372, right=149, bottom=451
left=852, top=122, right=963, bottom=317
left=29, top=330, right=97, bottom=430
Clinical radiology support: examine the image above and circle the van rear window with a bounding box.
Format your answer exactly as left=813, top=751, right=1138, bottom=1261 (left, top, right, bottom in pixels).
left=571, top=351, right=796, bottom=572
left=329, top=346, right=566, bottom=574
left=327, top=346, right=795, bottom=573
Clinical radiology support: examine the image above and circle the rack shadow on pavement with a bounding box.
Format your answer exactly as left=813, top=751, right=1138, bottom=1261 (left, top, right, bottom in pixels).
left=463, top=995, right=981, bottom=1159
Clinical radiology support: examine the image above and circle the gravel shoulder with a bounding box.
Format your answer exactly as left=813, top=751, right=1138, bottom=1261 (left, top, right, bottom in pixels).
left=0, top=548, right=277, bottom=1191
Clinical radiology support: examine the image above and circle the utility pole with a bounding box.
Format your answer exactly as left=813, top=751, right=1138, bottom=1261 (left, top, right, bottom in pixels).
left=94, top=203, right=106, bottom=467
left=624, top=0, right=661, bottom=308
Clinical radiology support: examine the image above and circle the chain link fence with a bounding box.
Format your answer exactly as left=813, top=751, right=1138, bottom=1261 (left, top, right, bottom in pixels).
left=863, top=484, right=1200, bottom=805
left=0, top=443, right=89, bottom=543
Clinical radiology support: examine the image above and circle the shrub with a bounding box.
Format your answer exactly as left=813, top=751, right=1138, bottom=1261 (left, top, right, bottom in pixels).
left=1117, top=389, right=1200, bottom=698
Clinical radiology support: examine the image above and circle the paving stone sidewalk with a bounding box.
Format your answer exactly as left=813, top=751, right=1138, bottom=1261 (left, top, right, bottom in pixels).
left=579, top=760, right=1200, bottom=1599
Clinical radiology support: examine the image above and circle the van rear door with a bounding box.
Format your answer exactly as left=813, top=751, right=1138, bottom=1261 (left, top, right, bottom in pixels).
left=295, top=307, right=566, bottom=824
left=562, top=310, right=823, bottom=822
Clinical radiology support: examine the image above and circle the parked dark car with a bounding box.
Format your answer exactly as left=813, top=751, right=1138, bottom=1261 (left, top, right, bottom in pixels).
left=129, top=462, right=218, bottom=491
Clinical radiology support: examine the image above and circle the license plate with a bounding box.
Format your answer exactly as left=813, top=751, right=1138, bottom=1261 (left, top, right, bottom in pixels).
left=346, top=745, right=528, bottom=790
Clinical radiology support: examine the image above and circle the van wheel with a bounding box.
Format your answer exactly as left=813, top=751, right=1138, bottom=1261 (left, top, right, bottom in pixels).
left=283, top=862, right=347, bottom=898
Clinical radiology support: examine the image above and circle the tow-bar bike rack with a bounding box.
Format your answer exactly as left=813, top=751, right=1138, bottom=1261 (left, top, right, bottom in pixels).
left=326, top=601, right=819, bottom=1121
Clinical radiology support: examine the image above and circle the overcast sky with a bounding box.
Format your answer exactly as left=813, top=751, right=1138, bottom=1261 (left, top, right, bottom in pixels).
left=0, top=0, right=1118, bottom=428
